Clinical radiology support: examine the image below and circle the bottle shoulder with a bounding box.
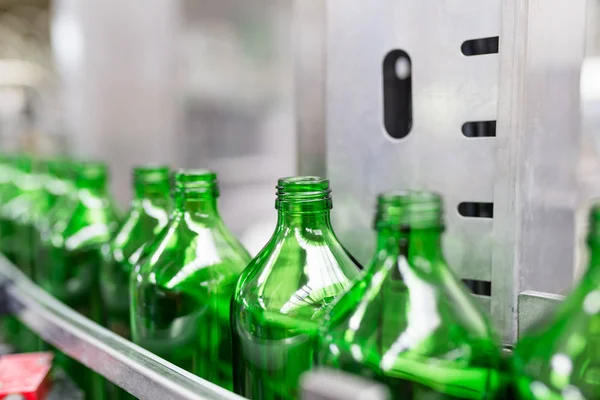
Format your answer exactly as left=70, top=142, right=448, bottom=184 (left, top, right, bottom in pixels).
left=321, top=254, right=498, bottom=361
left=233, top=228, right=361, bottom=320
left=135, top=213, right=251, bottom=291
left=59, top=197, right=120, bottom=250
left=108, top=204, right=169, bottom=255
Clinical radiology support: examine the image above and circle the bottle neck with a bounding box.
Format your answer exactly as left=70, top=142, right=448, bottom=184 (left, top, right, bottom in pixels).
left=374, top=226, right=444, bottom=272
left=586, top=238, right=600, bottom=282
left=79, top=182, right=109, bottom=196
left=175, top=190, right=218, bottom=216
left=276, top=209, right=333, bottom=230
left=134, top=186, right=170, bottom=201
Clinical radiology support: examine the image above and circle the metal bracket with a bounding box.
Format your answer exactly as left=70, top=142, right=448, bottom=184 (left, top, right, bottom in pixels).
left=517, top=290, right=565, bottom=338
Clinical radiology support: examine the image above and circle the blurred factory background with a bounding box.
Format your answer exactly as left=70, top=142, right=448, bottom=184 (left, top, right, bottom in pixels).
left=0, top=0, right=301, bottom=255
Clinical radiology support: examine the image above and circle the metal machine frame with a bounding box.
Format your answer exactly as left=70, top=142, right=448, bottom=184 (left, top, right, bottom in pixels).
left=0, top=0, right=594, bottom=399
left=305, top=0, right=590, bottom=344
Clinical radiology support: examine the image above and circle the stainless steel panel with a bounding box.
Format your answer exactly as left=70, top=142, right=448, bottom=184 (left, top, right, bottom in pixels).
left=0, top=256, right=243, bottom=400
left=493, top=0, right=587, bottom=342
left=294, top=0, right=327, bottom=177
left=517, top=291, right=564, bottom=338
left=326, top=0, right=500, bottom=275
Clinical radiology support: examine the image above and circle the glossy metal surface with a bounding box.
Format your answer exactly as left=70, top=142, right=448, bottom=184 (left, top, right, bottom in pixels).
left=324, top=0, right=588, bottom=343
left=0, top=256, right=243, bottom=400
left=493, top=0, right=587, bottom=342
left=517, top=291, right=564, bottom=338
left=326, top=0, right=500, bottom=276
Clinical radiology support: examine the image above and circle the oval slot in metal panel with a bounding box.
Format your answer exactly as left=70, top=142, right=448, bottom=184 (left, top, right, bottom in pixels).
left=383, top=50, right=412, bottom=139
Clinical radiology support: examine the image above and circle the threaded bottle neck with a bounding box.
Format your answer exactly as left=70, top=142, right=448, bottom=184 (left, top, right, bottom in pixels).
left=174, top=169, right=219, bottom=213
left=375, top=191, right=444, bottom=232
left=133, top=166, right=171, bottom=199
left=373, top=191, right=445, bottom=264
left=275, top=176, right=332, bottom=213
left=76, top=162, right=109, bottom=191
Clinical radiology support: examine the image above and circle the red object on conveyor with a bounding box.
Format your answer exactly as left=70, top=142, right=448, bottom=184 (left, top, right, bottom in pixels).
left=0, top=352, right=53, bottom=400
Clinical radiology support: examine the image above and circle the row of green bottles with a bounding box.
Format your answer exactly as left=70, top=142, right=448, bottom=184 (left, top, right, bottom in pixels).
left=230, top=184, right=503, bottom=400
left=2, top=154, right=597, bottom=400
left=37, top=161, right=120, bottom=400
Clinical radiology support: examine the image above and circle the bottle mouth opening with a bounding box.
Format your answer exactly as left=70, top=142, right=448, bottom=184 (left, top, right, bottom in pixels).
left=14, top=155, right=32, bottom=173
left=133, top=165, right=171, bottom=185
left=77, top=162, right=108, bottom=185
left=375, top=190, right=443, bottom=229
left=276, top=176, right=332, bottom=211
left=174, top=169, right=219, bottom=195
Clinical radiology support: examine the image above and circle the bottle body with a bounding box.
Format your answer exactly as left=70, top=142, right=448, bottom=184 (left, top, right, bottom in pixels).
left=131, top=170, right=250, bottom=390
left=0, top=157, right=32, bottom=263
left=318, top=192, right=501, bottom=400
left=231, top=177, right=362, bottom=400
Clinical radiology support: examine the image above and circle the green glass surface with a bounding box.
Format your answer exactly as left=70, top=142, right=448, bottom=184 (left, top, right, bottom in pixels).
left=318, top=192, right=501, bottom=400
left=35, top=159, right=78, bottom=282
left=0, top=155, right=33, bottom=263
left=131, top=170, right=251, bottom=390
left=37, top=161, right=119, bottom=399
left=513, top=204, right=600, bottom=399
left=102, top=166, right=171, bottom=339
left=231, top=176, right=362, bottom=400
left=13, top=163, right=53, bottom=279
left=9, top=161, right=54, bottom=352
left=102, top=166, right=171, bottom=400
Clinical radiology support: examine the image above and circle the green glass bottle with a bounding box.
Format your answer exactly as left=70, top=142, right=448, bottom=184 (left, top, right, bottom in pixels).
left=231, top=176, right=362, bottom=400
left=35, top=159, right=78, bottom=282
left=43, top=159, right=75, bottom=209
left=0, top=155, right=17, bottom=203
left=102, top=166, right=171, bottom=340
left=131, top=169, right=251, bottom=390
left=13, top=161, right=54, bottom=279
left=0, top=155, right=33, bottom=263
left=318, top=191, right=501, bottom=400
left=512, top=204, right=600, bottom=399
left=37, top=161, right=119, bottom=399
